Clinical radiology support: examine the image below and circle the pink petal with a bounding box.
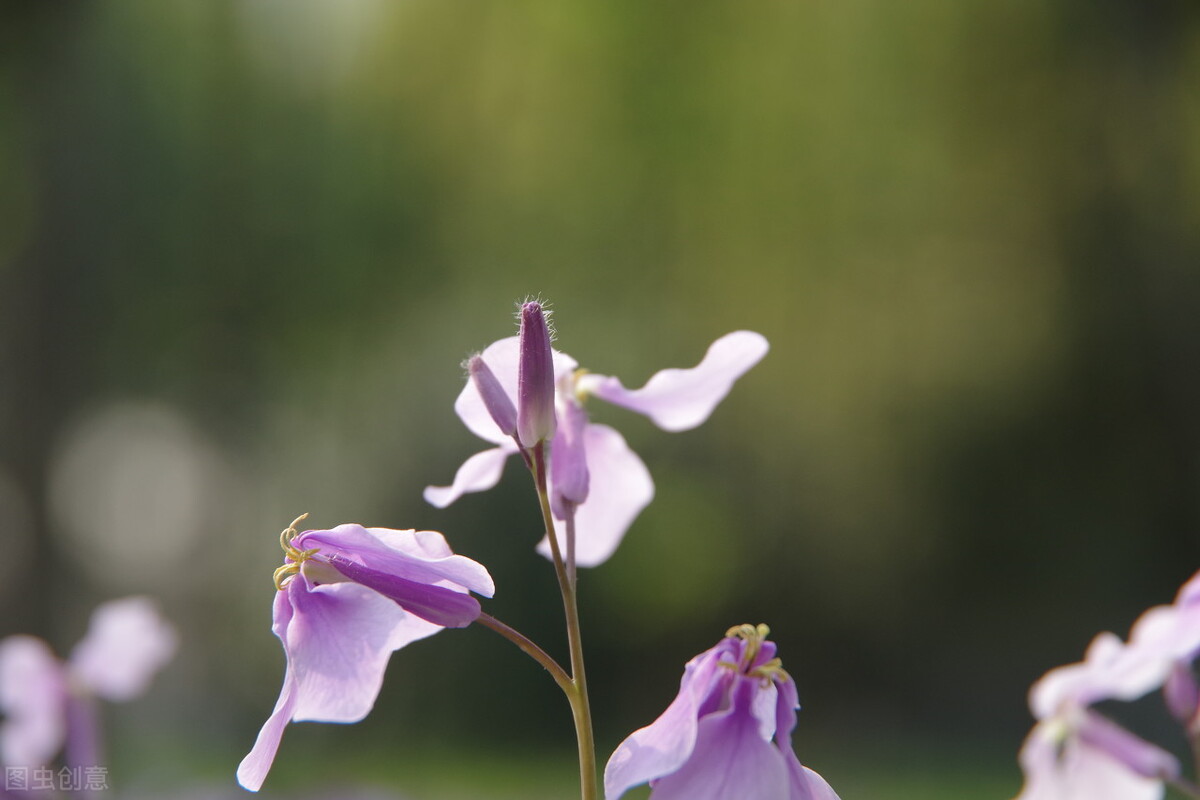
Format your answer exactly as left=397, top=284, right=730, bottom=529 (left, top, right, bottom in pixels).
left=578, top=331, right=768, bottom=432
left=537, top=423, right=653, bottom=567
left=423, top=445, right=517, bottom=508
left=69, top=596, right=177, bottom=702
left=0, top=635, right=67, bottom=768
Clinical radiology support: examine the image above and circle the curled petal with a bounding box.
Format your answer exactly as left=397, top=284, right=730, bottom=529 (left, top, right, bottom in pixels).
left=0, top=635, right=67, bottom=768
left=578, top=331, right=769, bottom=432
left=538, top=423, right=653, bottom=568
left=69, top=596, right=177, bottom=702
left=424, top=445, right=517, bottom=508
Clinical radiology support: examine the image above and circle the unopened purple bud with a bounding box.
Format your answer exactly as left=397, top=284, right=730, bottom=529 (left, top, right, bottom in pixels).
left=517, top=301, right=557, bottom=447
left=550, top=397, right=589, bottom=518
left=469, top=355, right=517, bottom=437
left=1165, top=662, right=1200, bottom=726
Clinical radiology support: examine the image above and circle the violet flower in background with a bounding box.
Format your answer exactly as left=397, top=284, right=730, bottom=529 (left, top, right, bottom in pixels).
left=237, top=517, right=495, bottom=792
left=604, top=624, right=839, bottom=800
left=424, top=326, right=769, bottom=566
left=0, top=597, right=177, bottom=771
left=1014, top=569, right=1200, bottom=800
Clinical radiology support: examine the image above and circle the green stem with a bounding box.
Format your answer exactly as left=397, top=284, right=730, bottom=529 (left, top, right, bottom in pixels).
left=531, top=443, right=598, bottom=800
left=476, top=612, right=572, bottom=695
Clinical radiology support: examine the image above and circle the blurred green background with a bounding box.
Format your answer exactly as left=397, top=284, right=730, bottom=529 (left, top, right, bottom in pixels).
left=2, top=1, right=1199, bottom=797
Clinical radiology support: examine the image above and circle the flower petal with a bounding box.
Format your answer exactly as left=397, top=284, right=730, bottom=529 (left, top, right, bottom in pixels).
left=537, top=423, right=653, bottom=568
left=69, top=596, right=177, bottom=702
left=423, top=445, right=517, bottom=508
left=236, top=659, right=299, bottom=792
left=285, top=578, right=441, bottom=722
left=300, top=525, right=495, bottom=598
left=648, top=677, right=789, bottom=800
left=1016, top=720, right=1167, bottom=800
left=604, top=644, right=729, bottom=800
left=0, top=635, right=67, bottom=768
left=786, top=757, right=843, bottom=800
left=578, top=331, right=768, bottom=432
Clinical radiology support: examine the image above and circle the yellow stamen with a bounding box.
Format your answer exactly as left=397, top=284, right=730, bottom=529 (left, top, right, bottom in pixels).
left=571, top=368, right=592, bottom=404
left=272, top=513, right=320, bottom=590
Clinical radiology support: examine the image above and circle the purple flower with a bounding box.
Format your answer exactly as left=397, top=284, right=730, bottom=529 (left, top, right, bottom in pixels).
left=604, top=624, right=839, bottom=800
left=1015, top=569, right=1200, bottom=800
left=237, top=517, right=495, bottom=792
left=424, top=329, right=769, bottom=566
left=0, top=597, right=176, bottom=769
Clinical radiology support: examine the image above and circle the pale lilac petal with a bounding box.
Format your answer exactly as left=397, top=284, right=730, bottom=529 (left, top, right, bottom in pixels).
left=578, top=331, right=768, bottom=432
left=649, top=678, right=789, bottom=800
left=423, top=445, right=517, bottom=508
left=537, top=423, right=653, bottom=567
left=1016, top=721, right=1166, bottom=800
left=453, top=337, right=577, bottom=444
left=0, top=635, right=67, bottom=768
left=285, top=578, right=440, bottom=722
left=300, top=525, right=495, bottom=598
left=786, top=757, right=843, bottom=800
left=236, top=661, right=299, bottom=792
left=1030, top=633, right=1124, bottom=718
left=604, top=645, right=729, bottom=800
left=1177, top=569, right=1200, bottom=606
left=69, top=596, right=177, bottom=702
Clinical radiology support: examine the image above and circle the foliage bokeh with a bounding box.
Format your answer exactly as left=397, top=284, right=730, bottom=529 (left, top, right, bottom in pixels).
left=2, top=1, right=1199, bottom=796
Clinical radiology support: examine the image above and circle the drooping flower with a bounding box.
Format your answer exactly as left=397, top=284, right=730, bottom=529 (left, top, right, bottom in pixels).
left=0, top=597, right=177, bottom=770
left=236, top=516, right=495, bottom=792
left=1014, top=569, right=1200, bottom=800
left=604, top=624, right=840, bottom=800
left=424, top=326, right=769, bottom=566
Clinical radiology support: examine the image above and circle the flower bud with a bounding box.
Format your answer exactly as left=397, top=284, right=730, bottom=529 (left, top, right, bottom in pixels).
left=517, top=301, right=557, bottom=447
left=550, top=396, right=589, bottom=519
left=1165, top=662, right=1200, bottom=727
left=469, top=355, right=517, bottom=437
